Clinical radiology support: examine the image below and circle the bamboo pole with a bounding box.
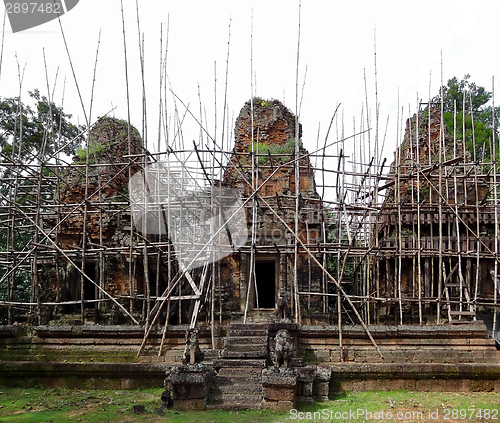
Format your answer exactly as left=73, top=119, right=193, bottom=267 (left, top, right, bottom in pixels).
left=258, top=195, right=384, bottom=359
left=293, top=0, right=303, bottom=324
left=397, top=99, right=403, bottom=325
left=416, top=96, right=423, bottom=325
left=492, top=77, right=498, bottom=333
left=438, top=56, right=444, bottom=323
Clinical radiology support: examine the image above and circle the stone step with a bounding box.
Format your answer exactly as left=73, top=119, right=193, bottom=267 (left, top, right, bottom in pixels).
left=290, top=357, right=304, bottom=367
left=224, top=344, right=267, bottom=353
left=227, top=328, right=268, bottom=337
left=217, top=366, right=263, bottom=377
left=229, top=323, right=268, bottom=329
left=206, top=394, right=262, bottom=408
left=243, top=317, right=274, bottom=324
left=210, top=383, right=262, bottom=396
left=214, top=359, right=266, bottom=368
left=206, top=402, right=262, bottom=410
left=224, top=336, right=268, bottom=346
left=222, top=350, right=269, bottom=359
left=228, top=323, right=269, bottom=332
left=214, top=375, right=262, bottom=385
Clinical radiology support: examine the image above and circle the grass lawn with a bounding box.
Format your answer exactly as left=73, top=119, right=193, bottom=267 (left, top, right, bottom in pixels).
left=0, top=387, right=498, bottom=422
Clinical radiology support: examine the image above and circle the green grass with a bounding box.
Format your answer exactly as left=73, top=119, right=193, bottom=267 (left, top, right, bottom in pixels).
left=0, top=388, right=498, bottom=422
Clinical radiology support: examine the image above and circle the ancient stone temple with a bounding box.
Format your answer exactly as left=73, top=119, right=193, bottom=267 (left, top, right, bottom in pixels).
left=2, top=100, right=500, bottom=405
left=218, top=99, right=325, bottom=318
left=36, top=117, right=147, bottom=322
left=374, top=105, right=499, bottom=325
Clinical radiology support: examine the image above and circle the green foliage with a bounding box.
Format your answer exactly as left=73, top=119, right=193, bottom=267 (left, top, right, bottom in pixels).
left=442, top=111, right=494, bottom=161
left=0, top=89, right=86, bottom=163
left=248, top=138, right=303, bottom=166
left=76, top=141, right=106, bottom=164
left=0, top=90, right=85, bottom=309
left=432, top=74, right=492, bottom=114
left=252, top=96, right=269, bottom=108
left=432, top=75, right=500, bottom=162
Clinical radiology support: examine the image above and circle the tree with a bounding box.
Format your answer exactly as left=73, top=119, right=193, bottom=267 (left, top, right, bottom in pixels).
left=0, top=90, right=85, bottom=317
left=433, top=74, right=492, bottom=114
left=432, top=75, right=500, bottom=161
left=0, top=89, right=85, bottom=164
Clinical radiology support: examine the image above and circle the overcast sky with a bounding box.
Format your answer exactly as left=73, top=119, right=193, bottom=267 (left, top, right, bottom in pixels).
left=1, top=0, right=499, bottom=190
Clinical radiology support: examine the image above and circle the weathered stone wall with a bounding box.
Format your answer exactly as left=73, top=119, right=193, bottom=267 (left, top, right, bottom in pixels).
left=58, top=117, right=143, bottom=250
left=298, top=323, right=500, bottom=364
left=2, top=323, right=500, bottom=394
left=38, top=117, right=145, bottom=309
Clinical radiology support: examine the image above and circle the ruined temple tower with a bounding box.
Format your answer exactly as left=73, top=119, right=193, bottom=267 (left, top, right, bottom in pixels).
left=218, top=99, right=325, bottom=318
left=374, top=105, right=498, bottom=325
left=37, top=117, right=146, bottom=320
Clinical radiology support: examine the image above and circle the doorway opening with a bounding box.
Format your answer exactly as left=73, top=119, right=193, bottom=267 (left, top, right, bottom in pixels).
left=84, top=264, right=96, bottom=308
left=255, top=260, right=276, bottom=308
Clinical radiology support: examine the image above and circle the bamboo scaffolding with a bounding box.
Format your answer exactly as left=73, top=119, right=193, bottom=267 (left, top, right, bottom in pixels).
left=1, top=2, right=499, bottom=361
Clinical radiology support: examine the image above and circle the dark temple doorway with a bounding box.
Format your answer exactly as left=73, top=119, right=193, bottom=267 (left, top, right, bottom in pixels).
left=84, top=264, right=96, bottom=308
left=255, top=260, right=276, bottom=308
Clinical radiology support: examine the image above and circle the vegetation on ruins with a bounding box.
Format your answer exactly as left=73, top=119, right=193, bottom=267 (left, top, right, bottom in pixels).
left=431, top=75, right=500, bottom=161
left=248, top=137, right=303, bottom=166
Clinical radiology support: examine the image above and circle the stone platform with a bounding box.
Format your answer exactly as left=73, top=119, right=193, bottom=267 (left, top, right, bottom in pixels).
left=0, top=320, right=499, bottom=400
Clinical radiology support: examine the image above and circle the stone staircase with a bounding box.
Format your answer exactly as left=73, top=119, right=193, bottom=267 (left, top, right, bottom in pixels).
left=222, top=322, right=269, bottom=359
left=207, top=322, right=269, bottom=409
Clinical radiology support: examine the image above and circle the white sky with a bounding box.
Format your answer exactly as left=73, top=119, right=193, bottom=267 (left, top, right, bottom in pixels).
left=0, top=0, right=499, bottom=192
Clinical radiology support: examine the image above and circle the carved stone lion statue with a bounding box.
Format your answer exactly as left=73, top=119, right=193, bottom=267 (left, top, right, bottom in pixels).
left=273, top=328, right=292, bottom=368
left=181, top=328, right=204, bottom=365
left=276, top=288, right=291, bottom=322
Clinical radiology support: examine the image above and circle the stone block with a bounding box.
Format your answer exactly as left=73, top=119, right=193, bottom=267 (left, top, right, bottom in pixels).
left=415, top=378, right=443, bottom=392
left=170, top=364, right=213, bottom=401
left=470, top=379, right=495, bottom=392
left=172, top=383, right=207, bottom=400
left=314, top=381, right=329, bottom=397
left=263, top=386, right=296, bottom=402
left=298, top=396, right=315, bottom=405
left=363, top=379, right=380, bottom=391
left=121, top=378, right=138, bottom=390
left=330, top=349, right=342, bottom=362
left=296, top=381, right=303, bottom=394
left=262, top=398, right=295, bottom=411
left=173, top=398, right=205, bottom=411
left=315, top=350, right=331, bottom=362
left=453, top=378, right=471, bottom=392
left=303, top=382, right=313, bottom=397
left=342, top=379, right=365, bottom=392
left=316, top=365, right=331, bottom=382
left=262, top=368, right=298, bottom=387
left=297, top=366, right=316, bottom=383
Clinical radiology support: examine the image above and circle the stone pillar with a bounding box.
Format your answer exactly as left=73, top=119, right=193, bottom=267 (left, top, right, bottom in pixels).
left=314, top=365, right=332, bottom=402
left=169, top=364, right=214, bottom=410
left=297, top=365, right=317, bottom=404
left=262, top=367, right=298, bottom=411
